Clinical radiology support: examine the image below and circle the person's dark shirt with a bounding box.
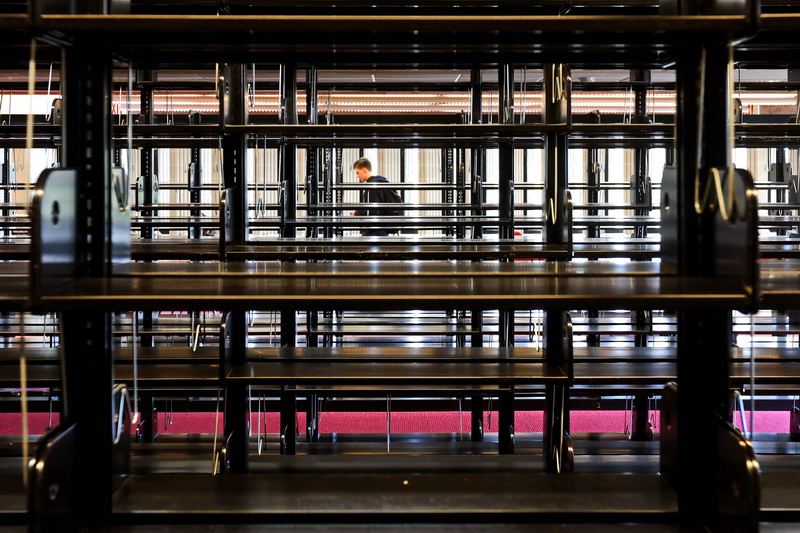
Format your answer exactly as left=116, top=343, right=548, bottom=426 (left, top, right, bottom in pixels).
left=355, top=175, right=392, bottom=237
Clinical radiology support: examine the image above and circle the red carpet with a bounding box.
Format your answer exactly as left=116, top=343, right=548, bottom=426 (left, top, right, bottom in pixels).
left=0, top=410, right=790, bottom=436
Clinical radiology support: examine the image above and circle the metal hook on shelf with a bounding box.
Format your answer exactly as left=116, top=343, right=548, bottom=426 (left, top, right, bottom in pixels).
left=528, top=309, right=535, bottom=343
left=43, top=63, right=54, bottom=122
left=215, top=63, right=220, bottom=100
left=623, top=85, right=632, bottom=124
left=458, top=397, right=463, bottom=441
left=278, top=64, right=286, bottom=123
left=545, top=197, right=558, bottom=224
left=748, top=311, right=756, bottom=439
left=111, top=167, right=130, bottom=213
left=693, top=166, right=743, bottom=222
left=257, top=394, right=264, bottom=455
left=649, top=396, right=658, bottom=433
left=217, top=149, right=223, bottom=193
left=536, top=310, right=542, bottom=352
left=212, top=387, right=222, bottom=474
left=732, top=388, right=750, bottom=438
left=551, top=64, right=567, bottom=104
left=624, top=396, right=632, bottom=437
left=192, top=323, right=201, bottom=352
left=488, top=88, right=494, bottom=124
left=41, top=312, right=49, bottom=347
left=164, top=398, right=173, bottom=431
left=113, top=387, right=133, bottom=445
left=47, top=388, right=54, bottom=430
left=131, top=311, right=139, bottom=424
left=249, top=64, right=256, bottom=108
left=19, top=353, right=28, bottom=488
left=386, top=394, right=392, bottom=453
left=117, top=85, right=124, bottom=126
left=501, top=64, right=514, bottom=124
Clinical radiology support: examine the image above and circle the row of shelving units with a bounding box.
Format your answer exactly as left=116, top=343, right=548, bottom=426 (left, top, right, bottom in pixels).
left=2, top=1, right=800, bottom=532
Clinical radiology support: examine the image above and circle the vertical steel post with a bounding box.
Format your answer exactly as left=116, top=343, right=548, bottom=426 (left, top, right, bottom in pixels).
left=543, top=64, right=572, bottom=472
left=586, top=111, right=601, bottom=346
left=280, top=63, right=298, bottom=240
left=631, top=73, right=653, bottom=355
left=2, top=149, right=9, bottom=238
left=497, top=64, right=515, bottom=241
left=223, top=311, right=249, bottom=472
left=497, top=65, right=515, bottom=348
left=632, top=77, right=653, bottom=353
left=470, top=69, right=485, bottom=345
left=456, top=147, right=467, bottom=239
left=470, top=68, right=485, bottom=240
left=278, top=51, right=299, bottom=452
left=632, top=70, right=651, bottom=239
left=58, top=41, right=116, bottom=527
left=674, top=35, right=736, bottom=529
left=334, top=148, right=343, bottom=238
left=469, top=69, right=485, bottom=439
left=305, top=67, right=320, bottom=346
left=280, top=64, right=298, bottom=347
left=306, top=67, right=319, bottom=240
left=137, top=70, right=155, bottom=241
left=188, top=111, right=202, bottom=240
left=543, top=64, right=570, bottom=247
left=443, top=148, right=455, bottom=236
left=496, top=65, right=516, bottom=451
left=221, top=64, right=250, bottom=472
left=222, top=64, right=248, bottom=244
left=137, top=70, right=156, bottom=348
left=323, top=147, right=334, bottom=239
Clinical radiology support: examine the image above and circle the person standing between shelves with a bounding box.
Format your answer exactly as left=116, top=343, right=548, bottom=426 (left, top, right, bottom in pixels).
left=350, top=157, right=403, bottom=237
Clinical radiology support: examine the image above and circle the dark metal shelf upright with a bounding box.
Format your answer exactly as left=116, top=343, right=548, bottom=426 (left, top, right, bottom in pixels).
left=55, top=36, right=118, bottom=530
left=542, top=62, right=572, bottom=474
left=220, top=61, right=250, bottom=473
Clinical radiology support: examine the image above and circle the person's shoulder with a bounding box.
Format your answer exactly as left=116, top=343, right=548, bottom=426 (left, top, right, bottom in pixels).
left=369, top=175, right=390, bottom=183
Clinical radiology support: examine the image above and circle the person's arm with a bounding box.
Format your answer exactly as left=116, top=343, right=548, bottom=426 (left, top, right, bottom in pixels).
left=354, top=189, right=378, bottom=217
left=352, top=193, right=369, bottom=216
left=350, top=188, right=367, bottom=216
